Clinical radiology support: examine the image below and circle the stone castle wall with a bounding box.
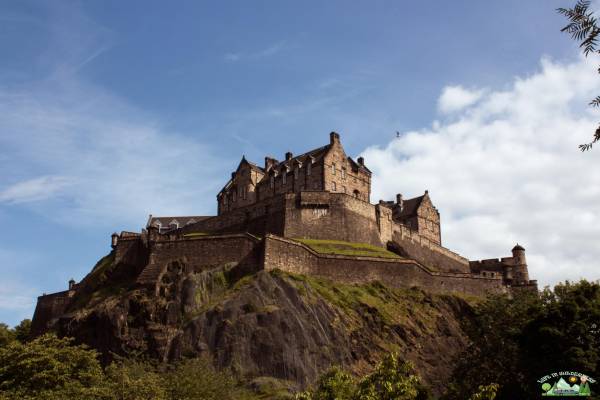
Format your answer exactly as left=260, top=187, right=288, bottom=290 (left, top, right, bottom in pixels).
left=263, top=235, right=507, bottom=297
left=31, top=290, right=74, bottom=336
left=183, top=191, right=476, bottom=275
left=283, top=192, right=383, bottom=246
left=136, top=233, right=262, bottom=290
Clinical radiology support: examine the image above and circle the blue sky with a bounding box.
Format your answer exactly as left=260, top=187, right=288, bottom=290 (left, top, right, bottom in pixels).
left=1, top=1, right=599, bottom=327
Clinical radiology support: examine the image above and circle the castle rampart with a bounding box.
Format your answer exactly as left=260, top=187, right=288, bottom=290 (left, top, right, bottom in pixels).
left=263, top=234, right=507, bottom=297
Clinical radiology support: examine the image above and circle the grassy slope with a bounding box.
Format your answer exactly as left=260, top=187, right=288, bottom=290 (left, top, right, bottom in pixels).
left=293, top=238, right=400, bottom=259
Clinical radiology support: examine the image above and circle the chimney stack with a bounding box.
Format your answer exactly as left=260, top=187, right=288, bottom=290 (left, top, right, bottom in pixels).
left=357, top=157, right=364, bottom=166
left=111, top=232, right=119, bottom=249
left=285, top=152, right=293, bottom=161
left=396, top=193, right=403, bottom=211
left=330, top=131, right=340, bottom=145
left=69, top=279, right=76, bottom=290
left=265, top=157, right=277, bottom=171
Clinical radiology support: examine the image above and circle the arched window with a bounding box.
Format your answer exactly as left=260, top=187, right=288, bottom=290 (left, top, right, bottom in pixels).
left=282, top=173, right=287, bottom=185
left=270, top=176, right=274, bottom=188
left=307, top=162, right=311, bottom=176
left=331, top=163, right=336, bottom=175
left=332, top=182, right=336, bottom=191
left=353, top=189, right=360, bottom=198
left=294, top=167, right=299, bottom=180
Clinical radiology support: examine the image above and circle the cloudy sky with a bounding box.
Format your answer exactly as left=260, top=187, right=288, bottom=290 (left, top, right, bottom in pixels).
left=1, top=1, right=599, bottom=326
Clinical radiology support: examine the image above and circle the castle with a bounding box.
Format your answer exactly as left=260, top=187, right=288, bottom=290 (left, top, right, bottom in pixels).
left=31, top=132, right=537, bottom=335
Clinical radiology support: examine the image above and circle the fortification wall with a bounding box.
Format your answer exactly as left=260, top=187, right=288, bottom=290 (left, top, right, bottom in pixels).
left=136, top=233, right=261, bottom=289
left=283, top=192, right=384, bottom=246
left=391, top=225, right=470, bottom=273
left=30, top=290, right=73, bottom=336
left=263, top=235, right=506, bottom=297
left=181, top=195, right=286, bottom=237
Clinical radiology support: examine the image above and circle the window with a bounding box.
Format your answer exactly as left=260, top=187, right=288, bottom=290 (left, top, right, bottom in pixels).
left=294, top=167, right=299, bottom=180
left=282, top=173, right=287, bottom=185
left=332, top=181, right=336, bottom=191
left=341, top=168, right=346, bottom=179
left=307, top=162, right=311, bottom=176
left=232, top=191, right=236, bottom=201
left=270, top=176, right=274, bottom=188
left=342, top=186, right=346, bottom=193
left=331, top=163, right=336, bottom=175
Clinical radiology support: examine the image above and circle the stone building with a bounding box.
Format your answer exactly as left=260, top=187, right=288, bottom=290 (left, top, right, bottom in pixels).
left=217, top=132, right=371, bottom=214
left=32, top=131, right=537, bottom=336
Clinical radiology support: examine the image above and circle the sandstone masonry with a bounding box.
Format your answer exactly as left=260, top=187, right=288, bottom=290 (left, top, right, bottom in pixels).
left=31, top=132, right=537, bottom=335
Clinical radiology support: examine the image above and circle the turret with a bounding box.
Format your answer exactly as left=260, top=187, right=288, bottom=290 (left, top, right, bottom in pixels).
left=511, top=243, right=529, bottom=283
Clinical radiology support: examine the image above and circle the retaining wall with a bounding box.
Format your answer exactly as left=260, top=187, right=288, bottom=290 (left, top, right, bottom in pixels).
left=263, top=234, right=506, bottom=297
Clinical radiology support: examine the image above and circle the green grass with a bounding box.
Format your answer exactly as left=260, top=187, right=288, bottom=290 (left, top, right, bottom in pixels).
left=293, top=238, right=401, bottom=259
left=273, top=270, right=436, bottom=328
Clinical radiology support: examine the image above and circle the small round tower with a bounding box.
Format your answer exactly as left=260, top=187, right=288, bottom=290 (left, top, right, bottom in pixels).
left=511, top=243, right=529, bottom=284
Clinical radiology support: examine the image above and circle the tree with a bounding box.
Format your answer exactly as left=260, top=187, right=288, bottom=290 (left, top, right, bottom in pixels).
left=469, top=384, right=499, bottom=400
left=354, top=353, right=427, bottom=400
left=104, top=359, right=167, bottom=400
left=0, top=323, right=15, bottom=348
left=295, top=366, right=356, bottom=400
left=13, top=319, right=31, bottom=343
left=558, top=0, right=600, bottom=151
left=163, top=357, right=255, bottom=400
left=0, top=333, right=109, bottom=399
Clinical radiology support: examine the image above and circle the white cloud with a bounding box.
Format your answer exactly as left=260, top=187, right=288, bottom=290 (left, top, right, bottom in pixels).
left=0, top=176, right=74, bottom=204
left=362, top=56, right=600, bottom=287
left=437, top=85, right=484, bottom=114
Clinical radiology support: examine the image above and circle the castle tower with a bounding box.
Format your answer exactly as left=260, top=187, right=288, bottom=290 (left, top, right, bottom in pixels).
left=511, top=244, right=529, bottom=284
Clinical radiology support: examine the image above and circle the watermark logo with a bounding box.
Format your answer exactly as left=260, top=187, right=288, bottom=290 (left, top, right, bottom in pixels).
left=538, top=371, right=595, bottom=397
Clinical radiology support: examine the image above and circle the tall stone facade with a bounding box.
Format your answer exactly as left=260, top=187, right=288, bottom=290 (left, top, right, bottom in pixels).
left=217, top=132, right=371, bottom=215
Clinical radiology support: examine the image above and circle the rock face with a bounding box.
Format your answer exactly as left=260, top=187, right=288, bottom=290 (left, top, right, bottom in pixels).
left=52, top=254, right=473, bottom=395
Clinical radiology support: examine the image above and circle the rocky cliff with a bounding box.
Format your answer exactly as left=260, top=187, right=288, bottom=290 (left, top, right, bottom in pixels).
left=47, top=251, right=476, bottom=395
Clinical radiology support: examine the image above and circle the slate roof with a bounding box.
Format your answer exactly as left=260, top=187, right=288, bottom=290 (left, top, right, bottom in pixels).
left=397, top=195, right=425, bottom=218
left=270, top=144, right=331, bottom=174
left=146, top=216, right=210, bottom=229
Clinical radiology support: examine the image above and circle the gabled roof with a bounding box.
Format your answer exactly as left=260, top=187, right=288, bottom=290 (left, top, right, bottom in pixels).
left=347, top=156, right=372, bottom=174
left=237, top=156, right=265, bottom=174
left=271, top=144, right=331, bottom=173
left=146, top=216, right=210, bottom=229
left=397, top=195, right=425, bottom=218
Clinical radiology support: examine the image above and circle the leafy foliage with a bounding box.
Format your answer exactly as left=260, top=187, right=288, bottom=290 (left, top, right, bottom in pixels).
left=0, top=323, right=15, bottom=348
left=558, top=0, right=600, bottom=151
left=468, top=384, right=499, bottom=400
left=444, top=280, right=600, bottom=400
left=296, top=354, right=429, bottom=400
left=0, top=334, right=108, bottom=399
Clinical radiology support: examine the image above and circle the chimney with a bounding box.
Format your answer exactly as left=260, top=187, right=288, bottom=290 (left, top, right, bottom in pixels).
left=285, top=152, right=293, bottom=161
left=69, top=279, right=76, bottom=290
left=329, top=131, right=340, bottom=145
left=396, top=193, right=403, bottom=211
left=111, top=232, right=119, bottom=249
left=357, top=157, right=364, bottom=166
left=265, top=157, right=277, bottom=171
